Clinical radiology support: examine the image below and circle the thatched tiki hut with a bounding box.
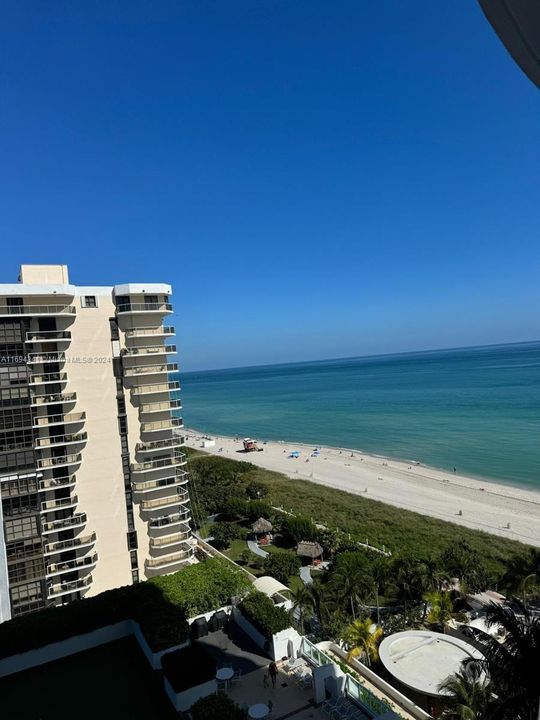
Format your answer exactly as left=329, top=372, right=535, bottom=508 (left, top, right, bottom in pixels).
left=296, top=540, right=324, bottom=565
left=251, top=517, right=273, bottom=543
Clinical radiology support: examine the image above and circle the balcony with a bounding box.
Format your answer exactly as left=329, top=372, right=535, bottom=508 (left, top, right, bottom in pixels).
left=149, top=530, right=191, bottom=549
left=25, top=330, right=72, bottom=344
left=116, top=302, right=172, bottom=315
left=141, top=417, right=183, bottom=434
left=47, top=553, right=98, bottom=577
left=35, top=432, right=87, bottom=449
left=123, top=362, right=178, bottom=378
left=131, top=381, right=180, bottom=397
left=39, top=475, right=77, bottom=491
left=0, top=304, right=76, bottom=317
left=42, top=512, right=87, bottom=534
left=28, top=372, right=68, bottom=386
left=148, top=510, right=191, bottom=529
left=132, top=474, right=189, bottom=493
left=36, top=452, right=82, bottom=470
left=140, top=492, right=189, bottom=511
left=122, top=345, right=176, bottom=358
left=139, top=399, right=182, bottom=416
left=44, top=532, right=96, bottom=556
left=40, top=494, right=79, bottom=513
left=131, top=453, right=186, bottom=474
left=31, top=392, right=77, bottom=407
left=135, top=436, right=185, bottom=453
left=47, top=574, right=92, bottom=599
left=145, top=548, right=193, bottom=573
left=33, top=412, right=86, bottom=428
left=124, top=326, right=175, bottom=339
left=27, top=352, right=66, bottom=365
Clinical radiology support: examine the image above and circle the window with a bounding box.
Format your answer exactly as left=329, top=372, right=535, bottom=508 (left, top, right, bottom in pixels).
left=127, top=531, right=138, bottom=550
left=81, top=296, right=97, bottom=308
left=130, top=549, right=138, bottom=569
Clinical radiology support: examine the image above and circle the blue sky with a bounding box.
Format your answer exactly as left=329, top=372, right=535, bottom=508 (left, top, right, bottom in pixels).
left=1, top=2, right=538, bottom=371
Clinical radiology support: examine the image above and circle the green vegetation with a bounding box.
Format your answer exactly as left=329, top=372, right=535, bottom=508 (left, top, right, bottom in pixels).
left=0, top=557, right=250, bottom=659
left=210, top=521, right=247, bottom=550
left=239, top=591, right=291, bottom=636
left=263, top=552, right=301, bottom=584
left=191, top=692, right=247, bottom=720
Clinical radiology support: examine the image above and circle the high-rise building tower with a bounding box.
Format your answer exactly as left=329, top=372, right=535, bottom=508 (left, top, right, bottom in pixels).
left=0, top=265, right=194, bottom=621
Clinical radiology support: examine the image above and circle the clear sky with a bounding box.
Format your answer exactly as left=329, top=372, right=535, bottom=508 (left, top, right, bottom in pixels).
left=1, top=2, right=539, bottom=371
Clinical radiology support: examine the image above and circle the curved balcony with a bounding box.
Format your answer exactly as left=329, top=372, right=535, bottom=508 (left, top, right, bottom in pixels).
left=131, top=381, right=180, bottom=397
left=132, top=473, right=189, bottom=494
left=31, top=392, right=77, bottom=407
left=47, top=553, right=98, bottom=577
left=141, top=417, right=183, bottom=434
left=29, top=372, right=68, bottom=386
left=33, top=412, right=86, bottom=429
left=47, top=574, right=92, bottom=599
left=124, top=326, right=175, bottom=339
left=149, top=530, right=191, bottom=549
left=42, top=512, right=87, bottom=534
left=140, top=492, right=189, bottom=512
left=135, top=436, right=185, bottom=454
left=123, top=362, right=178, bottom=378
left=122, top=344, right=176, bottom=358
left=145, top=548, right=193, bottom=574
left=44, top=532, right=96, bottom=556
left=116, top=302, right=172, bottom=315
left=131, top=453, right=186, bottom=474
left=0, top=304, right=76, bottom=317
left=27, top=352, right=66, bottom=365
left=25, top=330, right=72, bottom=344
left=148, top=510, right=191, bottom=529
left=40, top=494, right=79, bottom=513
left=35, top=432, right=87, bottom=450
left=39, top=474, right=77, bottom=491
left=139, top=399, right=181, bottom=416
left=36, top=452, right=82, bottom=470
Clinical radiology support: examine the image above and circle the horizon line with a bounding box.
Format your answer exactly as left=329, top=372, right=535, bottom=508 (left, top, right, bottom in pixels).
left=182, top=338, right=540, bottom=375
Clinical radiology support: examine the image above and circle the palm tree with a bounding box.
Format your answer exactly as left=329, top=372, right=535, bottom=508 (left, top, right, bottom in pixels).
left=424, top=590, right=453, bottom=629
left=503, top=549, right=540, bottom=608
left=439, top=662, right=492, bottom=719
left=370, top=556, right=390, bottom=625
left=288, top=584, right=314, bottom=635
left=332, top=565, right=373, bottom=620
left=344, top=617, right=383, bottom=667
left=466, top=600, right=540, bottom=720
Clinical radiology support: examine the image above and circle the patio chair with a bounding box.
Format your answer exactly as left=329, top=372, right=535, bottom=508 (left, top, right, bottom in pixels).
left=231, top=668, right=242, bottom=683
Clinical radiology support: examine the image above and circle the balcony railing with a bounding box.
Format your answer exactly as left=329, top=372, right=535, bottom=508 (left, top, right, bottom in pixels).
left=139, top=399, right=181, bottom=415
left=40, top=494, right=79, bottom=513
left=141, top=417, right=183, bottom=433
left=116, top=302, right=172, bottom=314
left=42, top=512, right=87, bottom=534
left=122, top=345, right=176, bottom=357
left=29, top=372, right=68, bottom=385
left=123, top=362, right=178, bottom=377
left=132, top=474, right=189, bottom=493
left=39, top=474, right=76, bottom=491
left=145, top=548, right=193, bottom=570
left=35, top=432, right=87, bottom=449
left=140, top=493, right=188, bottom=511
left=131, top=381, right=180, bottom=396
left=36, top=453, right=82, bottom=469
left=136, top=436, right=185, bottom=453
left=0, top=304, right=76, bottom=317
left=148, top=510, right=191, bottom=528
left=124, top=326, right=175, bottom=338
left=44, top=532, right=96, bottom=555
left=47, top=574, right=93, bottom=599
left=149, top=530, right=191, bottom=548
left=31, top=392, right=77, bottom=406
left=25, top=331, right=72, bottom=343
left=47, top=553, right=98, bottom=576
left=34, top=412, right=86, bottom=428
left=131, top=453, right=186, bottom=473
left=27, top=352, right=66, bottom=364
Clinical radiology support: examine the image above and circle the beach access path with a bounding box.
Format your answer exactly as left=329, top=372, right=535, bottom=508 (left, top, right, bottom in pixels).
left=184, top=430, right=540, bottom=548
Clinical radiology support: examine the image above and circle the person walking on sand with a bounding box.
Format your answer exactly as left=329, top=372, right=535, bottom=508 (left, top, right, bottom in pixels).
left=269, top=661, right=278, bottom=688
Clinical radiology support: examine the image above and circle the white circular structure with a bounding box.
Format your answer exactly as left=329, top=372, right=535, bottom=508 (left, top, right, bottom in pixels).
left=379, top=630, right=483, bottom=698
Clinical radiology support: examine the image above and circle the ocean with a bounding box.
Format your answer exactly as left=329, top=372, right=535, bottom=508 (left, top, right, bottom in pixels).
left=178, top=342, right=540, bottom=490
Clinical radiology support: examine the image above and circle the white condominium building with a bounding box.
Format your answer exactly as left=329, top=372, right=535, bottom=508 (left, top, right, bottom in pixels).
left=0, top=265, right=195, bottom=622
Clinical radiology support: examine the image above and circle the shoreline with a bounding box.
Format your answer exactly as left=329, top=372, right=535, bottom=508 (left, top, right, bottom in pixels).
left=184, top=428, right=540, bottom=548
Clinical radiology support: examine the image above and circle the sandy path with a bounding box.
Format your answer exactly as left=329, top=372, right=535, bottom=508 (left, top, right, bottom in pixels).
left=184, top=429, right=540, bottom=548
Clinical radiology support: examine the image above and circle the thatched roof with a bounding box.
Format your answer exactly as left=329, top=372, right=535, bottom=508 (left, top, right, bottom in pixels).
left=251, top=517, right=273, bottom=533
left=296, top=541, right=323, bottom=558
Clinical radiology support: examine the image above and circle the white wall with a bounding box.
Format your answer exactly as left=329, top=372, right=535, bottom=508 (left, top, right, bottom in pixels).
left=164, top=676, right=218, bottom=712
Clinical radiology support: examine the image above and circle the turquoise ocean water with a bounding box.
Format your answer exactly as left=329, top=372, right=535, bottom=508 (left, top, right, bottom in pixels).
left=178, top=342, right=540, bottom=490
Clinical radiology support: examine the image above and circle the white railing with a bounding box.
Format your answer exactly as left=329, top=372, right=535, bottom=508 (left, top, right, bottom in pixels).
left=47, top=553, right=98, bottom=575
left=42, top=513, right=87, bottom=533
left=149, top=510, right=191, bottom=528
left=124, top=362, right=178, bottom=377
left=34, top=412, right=86, bottom=427
left=44, top=532, right=96, bottom=555
left=123, top=345, right=176, bottom=356
left=26, top=331, right=71, bottom=342
left=141, top=417, right=183, bottom=433
left=125, top=326, right=175, bottom=337
left=47, top=575, right=93, bottom=598
left=145, top=548, right=193, bottom=568
left=131, top=381, right=180, bottom=395
left=29, top=372, right=68, bottom=384
left=150, top=530, right=190, bottom=548
left=27, top=352, right=66, bottom=364
left=0, top=304, right=75, bottom=316
left=136, top=436, right=184, bottom=452
left=35, top=432, right=87, bottom=448
left=133, top=475, right=189, bottom=493
left=116, top=302, right=172, bottom=313
left=31, top=392, right=76, bottom=405
left=40, top=495, right=78, bottom=512
left=37, top=453, right=82, bottom=469
left=131, top=453, right=186, bottom=473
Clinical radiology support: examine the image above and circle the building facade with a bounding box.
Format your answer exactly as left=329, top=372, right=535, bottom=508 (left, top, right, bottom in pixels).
left=0, top=265, right=194, bottom=621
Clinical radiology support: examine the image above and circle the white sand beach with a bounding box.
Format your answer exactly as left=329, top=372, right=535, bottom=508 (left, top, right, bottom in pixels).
left=184, top=430, right=540, bottom=548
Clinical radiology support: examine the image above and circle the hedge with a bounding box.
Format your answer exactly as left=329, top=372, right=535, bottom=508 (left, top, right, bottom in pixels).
left=239, top=591, right=291, bottom=637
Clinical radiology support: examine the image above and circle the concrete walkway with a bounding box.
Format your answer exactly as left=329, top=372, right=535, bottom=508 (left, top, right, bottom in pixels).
left=299, top=566, right=313, bottom=585
left=247, top=539, right=269, bottom=558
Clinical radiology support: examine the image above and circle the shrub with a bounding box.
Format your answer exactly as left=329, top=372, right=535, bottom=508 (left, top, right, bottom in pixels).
left=211, top=522, right=245, bottom=550
left=264, top=552, right=301, bottom=585
left=191, top=692, right=247, bottom=720
left=239, top=591, right=291, bottom=636
left=246, top=480, right=269, bottom=499
left=284, top=515, right=319, bottom=543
